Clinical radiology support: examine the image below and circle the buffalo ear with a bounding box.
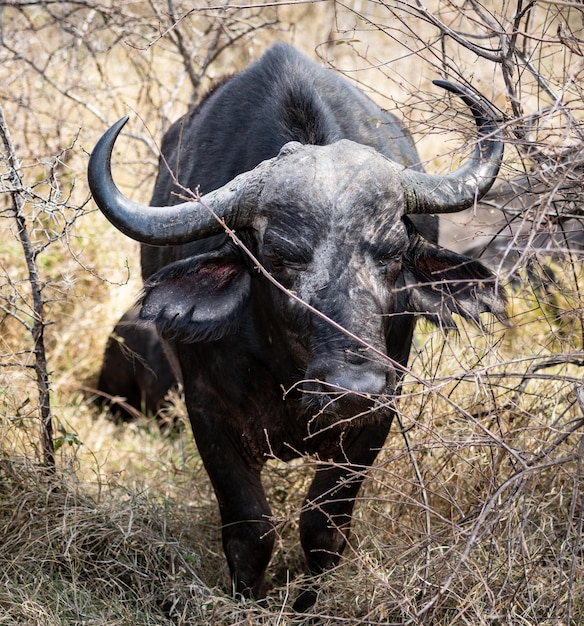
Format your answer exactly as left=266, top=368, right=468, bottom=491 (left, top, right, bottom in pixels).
left=404, top=235, right=506, bottom=329
left=140, top=252, right=250, bottom=342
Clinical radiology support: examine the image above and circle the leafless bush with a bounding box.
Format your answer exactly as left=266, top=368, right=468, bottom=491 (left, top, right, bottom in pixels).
left=0, top=0, right=280, bottom=456
left=1, top=0, right=584, bottom=624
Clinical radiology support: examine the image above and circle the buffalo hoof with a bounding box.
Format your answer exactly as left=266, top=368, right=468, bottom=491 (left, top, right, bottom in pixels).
left=292, top=586, right=317, bottom=613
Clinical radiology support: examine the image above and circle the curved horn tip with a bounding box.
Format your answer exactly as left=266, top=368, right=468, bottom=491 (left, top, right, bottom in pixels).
left=89, top=116, right=130, bottom=181
left=432, top=79, right=477, bottom=99
left=114, top=114, right=130, bottom=127
left=104, top=115, right=130, bottom=140
left=431, top=79, right=500, bottom=119
left=432, top=78, right=461, bottom=94
left=402, top=80, right=504, bottom=215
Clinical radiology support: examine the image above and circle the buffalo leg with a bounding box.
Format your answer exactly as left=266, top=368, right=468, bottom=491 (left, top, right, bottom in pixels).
left=294, top=418, right=393, bottom=611
left=218, top=467, right=274, bottom=601
left=187, top=417, right=274, bottom=599
left=98, top=307, right=177, bottom=420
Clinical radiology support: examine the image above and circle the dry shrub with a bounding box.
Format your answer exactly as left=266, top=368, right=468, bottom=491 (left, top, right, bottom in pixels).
left=0, top=455, right=220, bottom=625
left=1, top=1, right=584, bottom=624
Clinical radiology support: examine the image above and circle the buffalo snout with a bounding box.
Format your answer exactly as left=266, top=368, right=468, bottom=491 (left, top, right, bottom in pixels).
left=302, top=361, right=394, bottom=420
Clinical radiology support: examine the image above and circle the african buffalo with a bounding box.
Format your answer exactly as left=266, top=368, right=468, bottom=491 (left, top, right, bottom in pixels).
left=89, top=43, right=505, bottom=610
left=96, top=306, right=178, bottom=421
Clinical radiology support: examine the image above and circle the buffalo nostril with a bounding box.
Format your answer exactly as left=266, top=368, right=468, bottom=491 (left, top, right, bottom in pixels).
left=304, top=364, right=392, bottom=402
left=323, top=370, right=387, bottom=397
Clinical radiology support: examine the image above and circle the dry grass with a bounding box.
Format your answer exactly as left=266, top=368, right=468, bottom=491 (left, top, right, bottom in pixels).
left=4, top=267, right=584, bottom=625
left=1, top=1, right=584, bottom=624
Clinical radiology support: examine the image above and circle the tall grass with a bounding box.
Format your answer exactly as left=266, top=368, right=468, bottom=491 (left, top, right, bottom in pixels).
left=1, top=1, right=584, bottom=623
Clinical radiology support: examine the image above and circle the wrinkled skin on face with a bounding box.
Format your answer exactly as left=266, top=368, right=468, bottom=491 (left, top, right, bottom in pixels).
left=139, top=141, right=504, bottom=608
left=255, top=142, right=408, bottom=412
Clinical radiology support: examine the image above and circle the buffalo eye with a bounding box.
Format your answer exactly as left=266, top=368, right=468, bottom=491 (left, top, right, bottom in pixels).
left=373, top=253, right=402, bottom=277
left=263, top=255, right=308, bottom=290
left=264, top=254, right=285, bottom=269
left=263, top=244, right=310, bottom=271
left=376, top=255, right=401, bottom=267
left=264, top=254, right=307, bottom=270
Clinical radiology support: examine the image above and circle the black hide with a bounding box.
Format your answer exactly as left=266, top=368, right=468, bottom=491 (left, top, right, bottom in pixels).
left=96, top=43, right=505, bottom=610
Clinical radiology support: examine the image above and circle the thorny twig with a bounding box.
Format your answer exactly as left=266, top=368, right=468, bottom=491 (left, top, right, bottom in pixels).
left=0, top=103, right=54, bottom=468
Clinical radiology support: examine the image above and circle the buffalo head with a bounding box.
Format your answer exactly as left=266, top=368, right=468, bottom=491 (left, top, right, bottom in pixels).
left=89, top=82, right=504, bottom=423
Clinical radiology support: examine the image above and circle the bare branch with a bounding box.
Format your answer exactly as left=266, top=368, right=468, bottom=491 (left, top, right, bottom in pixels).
left=0, top=103, right=54, bottom=469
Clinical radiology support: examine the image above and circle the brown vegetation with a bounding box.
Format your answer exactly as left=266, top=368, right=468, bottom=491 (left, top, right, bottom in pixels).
left=1, top=1, right=584, bottom=623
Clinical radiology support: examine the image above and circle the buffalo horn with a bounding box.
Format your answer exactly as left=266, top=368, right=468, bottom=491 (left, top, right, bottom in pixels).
left=87, top=116, right=267, bottom=245
left=401, top=80, right=504, bottom=215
